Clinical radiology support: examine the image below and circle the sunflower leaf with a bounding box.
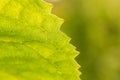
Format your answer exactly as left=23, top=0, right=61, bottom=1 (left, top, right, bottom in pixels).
left=0, top=0, right=80, bottom=80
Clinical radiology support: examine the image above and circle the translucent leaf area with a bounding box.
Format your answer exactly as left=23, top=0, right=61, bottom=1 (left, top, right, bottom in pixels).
left=0, top=0, right=80, bottom=80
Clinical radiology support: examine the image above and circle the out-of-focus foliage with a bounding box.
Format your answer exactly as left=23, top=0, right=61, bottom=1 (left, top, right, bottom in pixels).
left=47, top=0, right=120, bottom=80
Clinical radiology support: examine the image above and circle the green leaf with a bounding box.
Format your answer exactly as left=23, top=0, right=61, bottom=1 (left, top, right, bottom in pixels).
left=0, top=0, right=80, bottom=80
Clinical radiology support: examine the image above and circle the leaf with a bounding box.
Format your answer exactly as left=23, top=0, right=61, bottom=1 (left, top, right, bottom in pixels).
left=0, top=0, right=80, bottom=80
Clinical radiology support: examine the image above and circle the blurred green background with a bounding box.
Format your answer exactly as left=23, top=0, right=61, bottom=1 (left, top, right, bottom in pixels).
left=46, top=0, right=120, bottom=80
